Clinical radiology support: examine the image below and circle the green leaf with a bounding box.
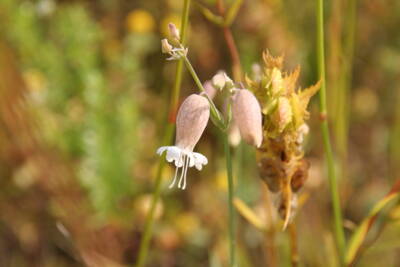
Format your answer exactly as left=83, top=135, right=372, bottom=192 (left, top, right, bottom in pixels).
left=345, top=180, right=400, bottom=265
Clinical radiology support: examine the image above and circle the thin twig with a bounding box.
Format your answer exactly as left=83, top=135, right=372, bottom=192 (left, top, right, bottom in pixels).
left=216, top=0, right=243, bottom=81
left=224, top=132, right=236, bottom=267
left=315, top=0, right=346, bottom=263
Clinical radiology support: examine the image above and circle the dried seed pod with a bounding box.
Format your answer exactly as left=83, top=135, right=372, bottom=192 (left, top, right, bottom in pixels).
left=232, top=89, right=263, bottom=147
left=175, top=94, right=210, bottom=151
left=257, top=157, right=283, bottom=192
left=291, top=159, right=310, bottom=192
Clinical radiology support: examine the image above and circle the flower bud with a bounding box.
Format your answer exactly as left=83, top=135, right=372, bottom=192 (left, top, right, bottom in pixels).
left=161, top=38, right=173, bottom=54
left=232, top=89, right=263, bottom=147
left=168, top=23, right=180, bottom=40
left=175, top=94, right=210, bottom=151
left=212, top=71, right=233, bottom=90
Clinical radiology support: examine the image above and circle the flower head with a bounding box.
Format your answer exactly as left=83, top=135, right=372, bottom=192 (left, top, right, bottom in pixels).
left=157, top=94, right=210, bottom=189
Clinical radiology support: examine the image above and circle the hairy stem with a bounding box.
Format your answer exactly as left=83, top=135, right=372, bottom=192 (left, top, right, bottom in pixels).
left=223, top=132, right=236, bottom=267
left=135, top=1, right=191, bottom=266
left=315, top=0, right=346, bottom=262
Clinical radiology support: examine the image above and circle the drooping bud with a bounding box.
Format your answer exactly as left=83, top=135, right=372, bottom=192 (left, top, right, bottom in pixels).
left=168, top=23, right=180, bottom=40
left=232, top=89, right=263, bottom=147
left=175, top=94, right=210, bottom=151
left=161, top=38, right=173, bottom=54
left=273, top=97, right=293, bottom=132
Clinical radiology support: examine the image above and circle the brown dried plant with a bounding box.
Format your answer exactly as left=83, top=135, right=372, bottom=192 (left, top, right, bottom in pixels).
left=246, top=51, right=321, bottom=229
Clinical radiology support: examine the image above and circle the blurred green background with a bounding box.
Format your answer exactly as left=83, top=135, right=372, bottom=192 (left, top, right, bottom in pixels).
left=0, top=0, right=400, bottom=266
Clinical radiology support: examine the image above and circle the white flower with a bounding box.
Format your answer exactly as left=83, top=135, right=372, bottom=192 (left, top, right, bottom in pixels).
left=157, top=147, right=208, bottom=189
left=157, top=94, right=210, bottom=189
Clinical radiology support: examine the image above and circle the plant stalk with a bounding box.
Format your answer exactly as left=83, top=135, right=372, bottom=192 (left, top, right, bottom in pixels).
left=182, top=56, right=225, bottom=128
left=216, top=0, right=243, bottom=81
left=135, top=126, right=173, bottom=267
left=315, top=0, right=346, bottom=262
left=223, top=132, right=236, bottom=267
left=135, top=1, right=191, bottom=266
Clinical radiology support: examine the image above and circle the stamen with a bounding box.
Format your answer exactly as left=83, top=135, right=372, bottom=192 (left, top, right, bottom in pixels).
left=181, top=155, right=190, bottom=189
left=169, top=152, right=183, bottom=188
left=178, top=155, right=189, bottom=189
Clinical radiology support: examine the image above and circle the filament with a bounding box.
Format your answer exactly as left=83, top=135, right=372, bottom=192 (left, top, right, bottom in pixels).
left=169, top=153, right=183, bottom=188
left=178, top=155, right=189, bottom=189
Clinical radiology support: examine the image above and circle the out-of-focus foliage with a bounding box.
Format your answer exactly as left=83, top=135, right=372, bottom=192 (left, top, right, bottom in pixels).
left=0, top=0, right=400, bottom=266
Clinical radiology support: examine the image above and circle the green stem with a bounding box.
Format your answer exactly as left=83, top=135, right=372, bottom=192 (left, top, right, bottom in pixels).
left=182, top=57, right=222, bottom=117
left=135, top=126, right=173, bottom=267
left=180, top=33, right=236, bottom=267
left=315, top=0, right=346, bottom=263
left=223, top=132, right=236, bottom=267
left=135, top=1, right=191, bottom=266
left=336, top=0, right=357, bottom=160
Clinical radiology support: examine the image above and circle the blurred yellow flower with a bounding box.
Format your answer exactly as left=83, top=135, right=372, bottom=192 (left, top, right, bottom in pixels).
left=174, top=212, right=199, bottom=236
left=126, top=9, right=155, bottom=33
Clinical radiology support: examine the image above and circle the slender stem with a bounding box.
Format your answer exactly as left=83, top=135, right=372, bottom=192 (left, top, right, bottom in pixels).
left=216, top=0, right=242, bottom=81
left=336, top=0, right=357, bottom=160
left=223, top=132, right=236, bottom=267
left=135, top=126, right=173, bottom=267
left=135, top=1, right=191, bottom=266
left=181, top=9, right=237, bottom=266
left=315, top=0, right=346, bottom=262
left=169, top=0, right=191, bottom=120
left=182, top=56, right=224, bottom=126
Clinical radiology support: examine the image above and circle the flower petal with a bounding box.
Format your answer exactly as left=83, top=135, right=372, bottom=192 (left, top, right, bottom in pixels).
left=192, top=152, right=208, bottom=170
left=157, top=146, right=184, bottom=167
left=156, top=146, right=168, bottom=155
left=166, top=146, right=184, bottom=167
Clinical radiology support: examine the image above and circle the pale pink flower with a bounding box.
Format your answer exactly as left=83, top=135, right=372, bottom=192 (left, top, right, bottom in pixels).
left=157, top=94, right=210, bottom=189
